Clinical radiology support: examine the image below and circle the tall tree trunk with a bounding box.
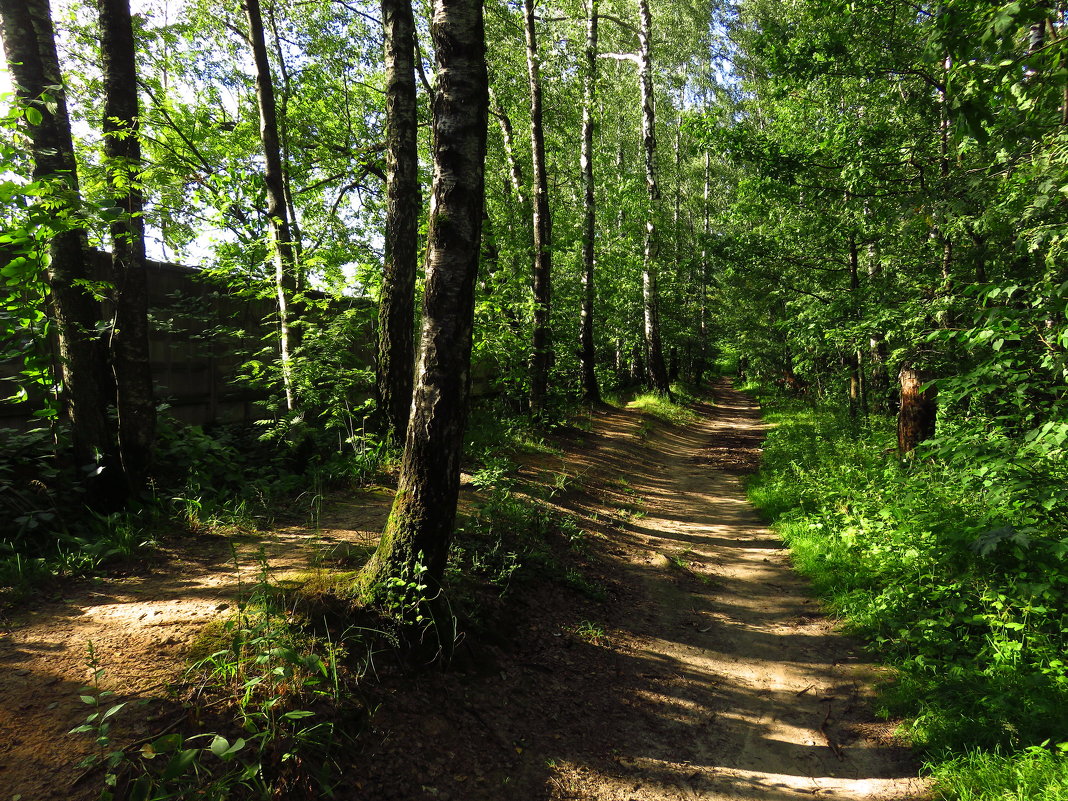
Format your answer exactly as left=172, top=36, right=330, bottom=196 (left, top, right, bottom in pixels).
left=243, top=0, right=298, bottom=410
left=847, top=234, right=862, bottom=418
left=630, top=342, right=645, bottom=386
left=897, top=367, right=936, bottom=454
left=99, top=0, right=156, bottom=494
left=1, top=0, right=114, bottom=476
left=637, top=0, right=670, bottom=394
left=377, top=0, right=420, bottom=448
left=360, top=0, right=488, bottom=595
left=578, top=0, right=600, bottom=404
left=489, top=86, right=526, bottom=207
left=867, top=239, right=890, bottom=412
left=525, top=0, right=552, bottom=412
left=695, top=149, right=710, bottom=385
left=266, top=4, right=306, bottom=290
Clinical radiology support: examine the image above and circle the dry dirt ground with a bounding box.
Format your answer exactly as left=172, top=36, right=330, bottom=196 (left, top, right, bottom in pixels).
left=0, top=380, right=928, bottom=800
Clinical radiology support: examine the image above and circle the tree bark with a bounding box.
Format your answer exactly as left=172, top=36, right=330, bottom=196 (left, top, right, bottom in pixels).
left=897, top=367, right=936, bottom=454
left=578, top=0, right=600, bottom=404
left=243, top=0, right=298, bottom=410
left=0, top=0, right=114, bottom=475
left=637, top=0, right=670, bottom=394
left=98, top=0, right=156, bottom=494
left=489, top=86, right=526, bottom=207
left=847, top=234, right=862, bottom=418
left=377, top=0, right=420, bottom=448
left=360, top=0, right=488, bottom=594
left=525, top=0, right=552, bottom=412
left=695, top=149, right=711, bottom=385
left=867, top=240, right=890, bottom=412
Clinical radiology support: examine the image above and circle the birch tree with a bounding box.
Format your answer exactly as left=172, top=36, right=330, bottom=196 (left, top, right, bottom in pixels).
left=99, top=0, right=156, bottom=491
left=360, top=0, right=489, bottom=596
left=376, top=0, right=420, bottom=447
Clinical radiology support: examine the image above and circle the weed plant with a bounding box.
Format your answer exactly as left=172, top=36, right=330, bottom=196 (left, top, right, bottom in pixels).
left=746, top=385, right=1068, bottom=799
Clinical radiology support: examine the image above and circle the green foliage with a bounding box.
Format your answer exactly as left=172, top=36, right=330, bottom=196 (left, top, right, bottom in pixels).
left=572, top=620, right=608, bottom=646
left=749, top=387, right=1068, bottom=798
left=931, top=744, right=1068, bottom=801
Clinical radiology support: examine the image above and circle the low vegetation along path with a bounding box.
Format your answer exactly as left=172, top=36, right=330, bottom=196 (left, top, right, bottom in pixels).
left=0, top=381, right=926, bottom=800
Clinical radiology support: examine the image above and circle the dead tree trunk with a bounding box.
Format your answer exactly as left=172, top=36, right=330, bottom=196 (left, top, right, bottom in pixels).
left=897, top=367, right=936, bottom=454
left=377, top=0, right=420, bottom=447
left=360, top=0, right=488, bottom=593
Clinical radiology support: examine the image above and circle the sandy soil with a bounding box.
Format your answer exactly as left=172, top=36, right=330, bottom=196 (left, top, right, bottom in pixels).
left=0, top=380, right=927, bottom=800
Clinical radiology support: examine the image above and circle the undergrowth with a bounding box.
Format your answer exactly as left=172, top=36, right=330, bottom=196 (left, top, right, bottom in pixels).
left=0, top=415, right=396, bottom=605
left=745, top=384, right=1068, bottom=800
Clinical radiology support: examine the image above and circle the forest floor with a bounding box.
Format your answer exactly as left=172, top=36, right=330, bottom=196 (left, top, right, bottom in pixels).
left=0, top=380, right=928, bottom=800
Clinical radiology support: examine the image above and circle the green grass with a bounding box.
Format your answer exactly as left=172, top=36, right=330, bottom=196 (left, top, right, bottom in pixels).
left=746, top=386, right=1068, bottom=800
left=931, top=746, right=1068, bottom=801
left=626, top=391, right=698, bottom=425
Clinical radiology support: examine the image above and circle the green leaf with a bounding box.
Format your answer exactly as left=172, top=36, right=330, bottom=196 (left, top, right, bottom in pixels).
left=159, top=748, right=198, bottom=782
left=209, top=734, right=230, bottom=756
left=24, top=106, right=42, bottom=126
left=101, top=702, right=126, bottom=720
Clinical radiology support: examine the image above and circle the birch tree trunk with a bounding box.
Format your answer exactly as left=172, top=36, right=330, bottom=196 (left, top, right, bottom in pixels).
left=579, top=0, right=600, bottom=404
left=525, top=0, right=552, bottom=412
left=695, top=149, right=710, bottom=385
left=243, top=0, right=298, bottom=410
left=637, top=0, right=670, bottom=394
left=0, top=0, right=114, bottom=477
left=99, top=0, right=156, bottom=493
left=360, top=0, right=488, bottom=594
left=377, top=0, right=420, bottom=447
left=489, top=86, right=526, bottom=207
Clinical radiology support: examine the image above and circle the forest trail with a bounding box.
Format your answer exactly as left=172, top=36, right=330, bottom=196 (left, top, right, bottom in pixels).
left=355, top=380, right=926, bottom=800
left=0, top=381, right=926, bottom=800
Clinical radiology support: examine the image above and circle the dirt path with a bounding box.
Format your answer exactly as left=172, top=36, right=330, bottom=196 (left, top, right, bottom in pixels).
left=540, top=383, right=923, bottom=800
left=351, top=381, right=925, bottom=800
left=0, top=381, right=925, bottom=800
left=0, top=495, right=392, bottom=799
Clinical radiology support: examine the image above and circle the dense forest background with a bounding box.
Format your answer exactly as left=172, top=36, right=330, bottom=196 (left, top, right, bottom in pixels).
left=2, top=0, right=1067, bottom=798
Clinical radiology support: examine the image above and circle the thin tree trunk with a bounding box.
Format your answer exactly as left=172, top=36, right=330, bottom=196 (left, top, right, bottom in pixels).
left=867, top=239, right=889, bottom=412
left=99, top=0, right=156, bottom=493
left=360, top=0, right=488, bottom=594
left=847, top=234, right=861, bottom=418
left=266, top=4, right=306, bottom=290
left=897, top=367, right=936, bottom=454
left=696, top=149, right=710, bottom=385
left=243, top=0, right=298, bottom=410
left=377, top=0, right=420, bottom=448
left=0, top=0, right=114, bottom=475
left=525, top=0, right=552, bottom=412
left=630, top=342, right=645, bottom=386
left=637, top=0, right=670, bottom=394
left=489, top=86, right=526, bottom=207
left=578, top=0, right=600, bottom=404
